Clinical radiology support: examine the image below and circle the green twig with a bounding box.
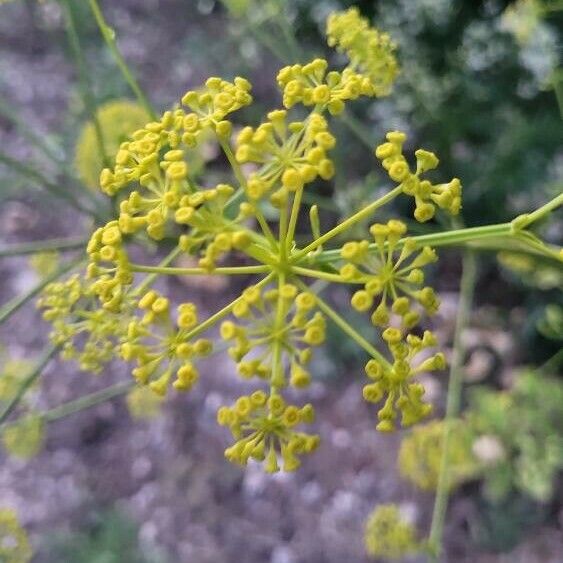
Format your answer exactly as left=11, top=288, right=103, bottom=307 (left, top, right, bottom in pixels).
left=428, top=251, right=477, bottom=561
left=0, top=344, right=60, bottom=425
left=0, top=152, right=103, bottom=221
left=0, top=238, right=88, bottom=258
left=61, top=0, right=109, bottom=168
left=88, top=0, right=156, bottom=120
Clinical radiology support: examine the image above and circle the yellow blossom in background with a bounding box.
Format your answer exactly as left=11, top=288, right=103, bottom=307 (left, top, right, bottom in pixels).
left=1, top=415, right=45, bottom=459
left=0, top=509, right=32, bottom=563
left=29, top=251, right=59, bottom=278
left=126, top=385, right=164, bottom=419
left=364, top=504, right=419, bottom=560
left=398, top=419, right=478, bottom=491
left=501, top=0, right=542, bottom=45
left=326, top=7, right=399, bottom=97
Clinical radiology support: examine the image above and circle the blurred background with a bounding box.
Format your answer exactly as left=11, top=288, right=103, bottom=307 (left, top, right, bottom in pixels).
left=0, top=0, right=562, bottom=561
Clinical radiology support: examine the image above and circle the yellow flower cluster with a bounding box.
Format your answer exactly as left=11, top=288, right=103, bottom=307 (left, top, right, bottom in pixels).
left=364, top=504, right=419, bottom=560
left=276, top=59, right=375, bottom=114
left=236, top=111, right=335, bottom=203
left=100, top=77, right=251, bottom=197
left=398, top=419, right=478, bottom=491
left=217, top=392, right=318, bottom=472
left=363, top=329, right=445, bottom=431
left=74, top=99, right=151, bottom=190
left=121, top=290, right=212, bottom=396
left=126, top=385, right=164, bottom=420
left=175, top=183, right=251, bottom=271
left=0, top=509, right=32, bottom=563
left=1, top=415, right=44, bottom=460
left=0, top=355, right=33, bottom=404
left=326, top=8, right=399, bottom=97
left=220, top=284, right=325, bottom=388
left=375, top=131, right=462, bottom=222
left=86, top=221, right=132, bottom=311
left=37, top=274, right=125, bottom=373
left=341, top=220, right=439, bottom=329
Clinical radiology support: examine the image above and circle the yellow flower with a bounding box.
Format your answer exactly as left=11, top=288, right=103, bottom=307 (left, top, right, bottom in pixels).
left=126, top=385, right=164, bottom=419
left=0, top=509, right=32, bottom=563
left=398, top=419, right=478, bottom=490
left=1, top=415, right=44, bottom=459
left=364, top=504, right=419, bottom=559
left=363, top=330, right=445, bottom=431
left=375, top=131, right=462, bottom=222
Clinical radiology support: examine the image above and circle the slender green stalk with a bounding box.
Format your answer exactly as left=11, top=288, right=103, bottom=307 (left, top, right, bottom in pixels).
left=0, top=257, right=85, bottom=325
left=428, top=251, right=477, bottom=561
left=292, top=265, right=354, bottom=284
left=130, top=264, right=271, bottom=276
left=133, top=246, right=182, bottom=296
left=286, top=188, right=303, bottom=255
left=297, top=281, right=391, bottom=368
left=88, top=0, right=156, bottom=119
left=44, top=380, right=134, bottom=423
left=61, top=0, right=109, bottom=168
left=0, top=238, right=87, bottom=258
left=0, top=152, right=103, bottom=221
left=513, top=191, right=563, bottom=228
left=0, top=344, right=60, bottom=425
left=291, top=186, right=403, bottom=262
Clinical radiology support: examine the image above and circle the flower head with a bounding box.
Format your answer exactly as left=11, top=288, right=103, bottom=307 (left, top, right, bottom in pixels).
left=220, top=284, right=324, bottom=388
left=0, top=509, right=32, bottom=563
left=364, top=504, right=419, bottom=560
left=363, top=329, right=445, bottom=431
left=121, top=290, right=212, bottom=396
left=1, top=415, right=44, bottom=459
left=341, top=220, right=439, bottom=329
left=375, top=131, right=462, bottom=222
left=217, top=393, right=318, bottom=472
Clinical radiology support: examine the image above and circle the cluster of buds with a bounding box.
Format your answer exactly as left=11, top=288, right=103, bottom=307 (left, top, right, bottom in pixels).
left=363, top=329, right=445, bottom=431
left=375, top=131, right=462, bottom=222
left=220, top=284, right=325, bottom=388
left=235, top=111, right=335, bottom=203
left=217, top=392, right=318, bottom=472
left=340, top=220, right=440, bottom=329
left=86, top=221, right=132, bottom=312
left=276, top=59, right=375, bottom=114
left=121, top=290, right=212, bottom=396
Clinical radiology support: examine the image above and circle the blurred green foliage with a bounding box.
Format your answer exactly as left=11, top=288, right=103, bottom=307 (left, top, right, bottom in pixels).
left=46, top=508, right=168, bottom=563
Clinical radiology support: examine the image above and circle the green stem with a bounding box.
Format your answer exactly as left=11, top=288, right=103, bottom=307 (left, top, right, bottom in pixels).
left=292, top=265, right=353, bottom=284
left=0, top=257, right=85, bottom=325
left=291, top=186, right=403, bottom=262
left=0, top=238, right=87, bottom=258
left=61, top=0, right=109, bottom=168
left=310, top=223, right=514, bottom=265
left=130, top=264, right=271, bottom=276
left=0, top=344, right=60, bottom=425
left=297, top=281, right=392, bottom=369
left=132, top=246, right=182, bottom=296
left=44, top=380, right=134, bottom=423
left=428, top=251, right=477, bottom=561
left=0, top=152, right=103, bottom=221
left=286, top=187, right=303, bottom=255
left=513, top=191, right=563, bottom=229
left=87, top=0, right=156, bottom=120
